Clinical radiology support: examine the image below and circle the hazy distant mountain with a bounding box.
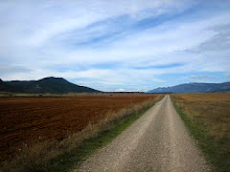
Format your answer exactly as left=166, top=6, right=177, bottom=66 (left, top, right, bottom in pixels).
left=0, top=77, right=99, bottom=94
left=148, top=82, right=230, bottom=93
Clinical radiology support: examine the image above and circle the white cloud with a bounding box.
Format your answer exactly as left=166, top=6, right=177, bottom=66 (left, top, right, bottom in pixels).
left=115, top=88, right=125, bottom=92
left=0, top=0, right=230, bottom=91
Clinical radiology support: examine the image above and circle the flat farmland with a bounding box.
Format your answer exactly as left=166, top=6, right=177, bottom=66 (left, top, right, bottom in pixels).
left=0, top=94, right=158, bottom=161
left=172, top=93, right=230, bottom=140
left=171, top=93, right=230, bottom=171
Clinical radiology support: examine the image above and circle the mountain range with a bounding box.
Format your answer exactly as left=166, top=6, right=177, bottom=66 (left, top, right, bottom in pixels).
left=0, top=77, right=99, bottom=94
left=1, top=77, right=230, bottom=94
left=148, top=82, right=230, bottom=93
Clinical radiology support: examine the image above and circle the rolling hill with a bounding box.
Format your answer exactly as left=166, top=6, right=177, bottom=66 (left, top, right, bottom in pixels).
left=0, top=77, right=99, bottom=94
left=148, top=82, right=230, bottom=93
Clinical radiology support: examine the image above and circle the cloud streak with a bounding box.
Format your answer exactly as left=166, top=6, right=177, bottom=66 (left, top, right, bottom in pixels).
left=0, top=0, right=230, bottom=91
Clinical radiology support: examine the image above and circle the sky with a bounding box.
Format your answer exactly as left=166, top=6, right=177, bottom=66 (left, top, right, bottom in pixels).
left=0, top=0, right=230, bottom=92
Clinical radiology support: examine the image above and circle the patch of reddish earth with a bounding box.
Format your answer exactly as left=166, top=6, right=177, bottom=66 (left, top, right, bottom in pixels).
left=0, top=94, right=157, bottom=161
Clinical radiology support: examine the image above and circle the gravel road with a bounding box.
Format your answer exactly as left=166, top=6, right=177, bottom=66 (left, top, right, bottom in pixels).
left=74, top=95, right=211, bottom=172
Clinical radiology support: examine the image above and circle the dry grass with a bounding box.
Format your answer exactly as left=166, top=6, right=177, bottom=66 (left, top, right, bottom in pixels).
left=172, top=94, right=230, bottom=140
left=172, top=93, right=230, bottom=172
left=0, top=95, right=162, bottom=172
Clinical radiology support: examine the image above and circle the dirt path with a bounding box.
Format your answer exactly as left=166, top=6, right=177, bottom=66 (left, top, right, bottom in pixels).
left=74, top=95, right=211, bottom=172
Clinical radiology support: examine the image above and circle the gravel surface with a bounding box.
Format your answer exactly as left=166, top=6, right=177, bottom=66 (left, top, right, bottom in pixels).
left=74, top=95, right=211, bottom=172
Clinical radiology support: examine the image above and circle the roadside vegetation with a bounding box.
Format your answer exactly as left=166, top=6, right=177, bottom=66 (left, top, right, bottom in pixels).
left=0, top=94, right=162, bottom=172
left=171, top=93, right=230, bottom=172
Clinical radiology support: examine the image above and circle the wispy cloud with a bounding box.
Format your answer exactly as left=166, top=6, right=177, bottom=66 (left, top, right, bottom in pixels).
left=133, top=63, right=184, bottom=70
left=189, top=75, right=215, bottom=80
left=0, top=0, right=230, bottom=91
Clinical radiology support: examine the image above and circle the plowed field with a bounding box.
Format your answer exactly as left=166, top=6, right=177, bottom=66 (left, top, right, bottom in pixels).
left=0, top=94, right=157, bottom=161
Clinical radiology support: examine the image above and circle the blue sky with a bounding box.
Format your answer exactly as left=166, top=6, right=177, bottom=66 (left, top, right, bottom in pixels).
left=0, top=0, right=230, bottom=92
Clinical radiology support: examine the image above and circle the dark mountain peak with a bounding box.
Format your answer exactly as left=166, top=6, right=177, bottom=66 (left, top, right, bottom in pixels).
left=39, top=76, right=66, bottom=81
left=0, top=78, right=3, bottom=82
left=0, top=77, right=99, bottom=94
left=38, top=77, right=70, bottom=84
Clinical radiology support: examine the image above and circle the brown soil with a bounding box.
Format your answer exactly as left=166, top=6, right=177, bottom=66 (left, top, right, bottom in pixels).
left=0, top=94, right=157, bottom=161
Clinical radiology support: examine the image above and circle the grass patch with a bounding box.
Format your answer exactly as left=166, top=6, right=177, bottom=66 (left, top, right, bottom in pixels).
left=171, top=94, right=230, bottom=172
